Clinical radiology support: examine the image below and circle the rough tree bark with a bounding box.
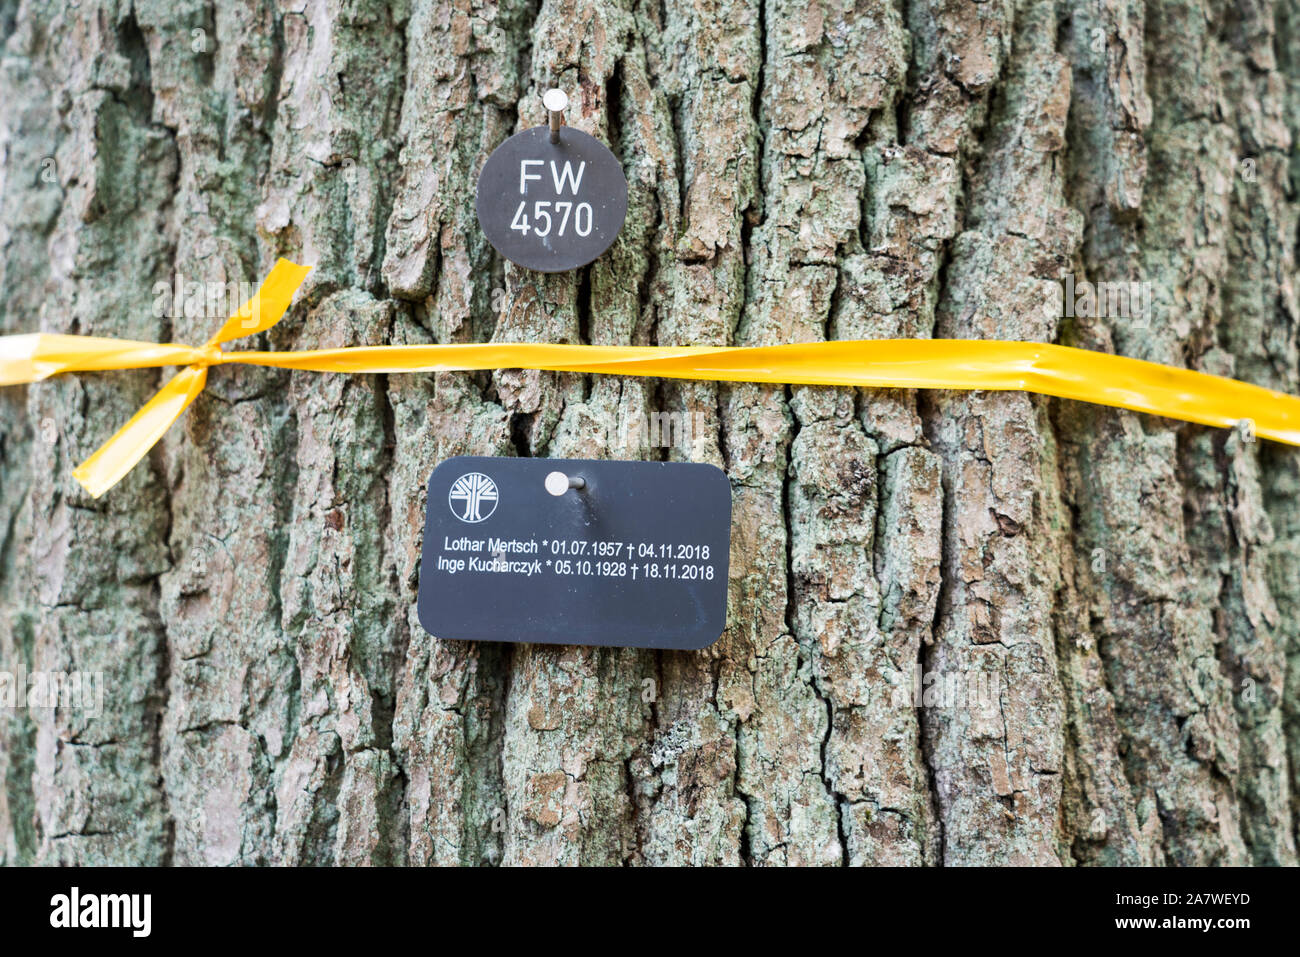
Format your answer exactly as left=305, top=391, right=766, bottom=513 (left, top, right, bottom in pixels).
left=1, top=0, right=1297, bottom=866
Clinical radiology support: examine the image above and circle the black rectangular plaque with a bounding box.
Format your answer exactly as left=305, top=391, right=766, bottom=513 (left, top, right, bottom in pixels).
left=417, top=457, right=731, bottom=649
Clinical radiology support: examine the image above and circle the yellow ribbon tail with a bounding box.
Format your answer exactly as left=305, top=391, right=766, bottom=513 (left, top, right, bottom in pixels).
left=208, top=258, right=313, bottom=346
left=72, top=365, right=208, bottom=498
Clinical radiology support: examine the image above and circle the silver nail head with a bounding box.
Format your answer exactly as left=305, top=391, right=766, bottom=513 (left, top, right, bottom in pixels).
left=543, top=88, right=569, bottom=113
left=545, top=470, right=585, bottom=496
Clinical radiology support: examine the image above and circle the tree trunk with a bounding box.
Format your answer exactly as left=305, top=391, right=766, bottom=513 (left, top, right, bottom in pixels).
left=1, top=0, right=1297, bottom=866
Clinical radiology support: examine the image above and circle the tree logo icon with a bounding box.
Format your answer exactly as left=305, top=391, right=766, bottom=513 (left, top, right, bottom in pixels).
left=449, top=472, right=499, bottom=523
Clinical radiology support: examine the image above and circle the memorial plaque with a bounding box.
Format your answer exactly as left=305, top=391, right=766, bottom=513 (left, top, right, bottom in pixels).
left=418, top=457, right=730, bottom=649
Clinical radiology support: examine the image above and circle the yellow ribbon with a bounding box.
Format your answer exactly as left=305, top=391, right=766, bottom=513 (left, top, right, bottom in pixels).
left=3, top=258, right=1298, bottom=497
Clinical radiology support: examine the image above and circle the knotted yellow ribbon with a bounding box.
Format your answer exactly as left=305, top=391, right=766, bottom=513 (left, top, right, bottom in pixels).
left=3, top=258, right=1299, bottom=497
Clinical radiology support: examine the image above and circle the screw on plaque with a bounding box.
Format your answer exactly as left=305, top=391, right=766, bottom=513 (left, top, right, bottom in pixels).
left=545, top=470, right=586, bottom=496
left=544, top=88, right=568, bottom=144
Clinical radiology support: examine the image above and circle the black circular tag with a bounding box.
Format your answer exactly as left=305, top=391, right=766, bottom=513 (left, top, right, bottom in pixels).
left=475, top=126, right=628, bottom=273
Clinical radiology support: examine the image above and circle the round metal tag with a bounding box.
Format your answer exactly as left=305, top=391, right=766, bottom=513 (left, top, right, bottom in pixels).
left=475, top=125, right=628, bottom=273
